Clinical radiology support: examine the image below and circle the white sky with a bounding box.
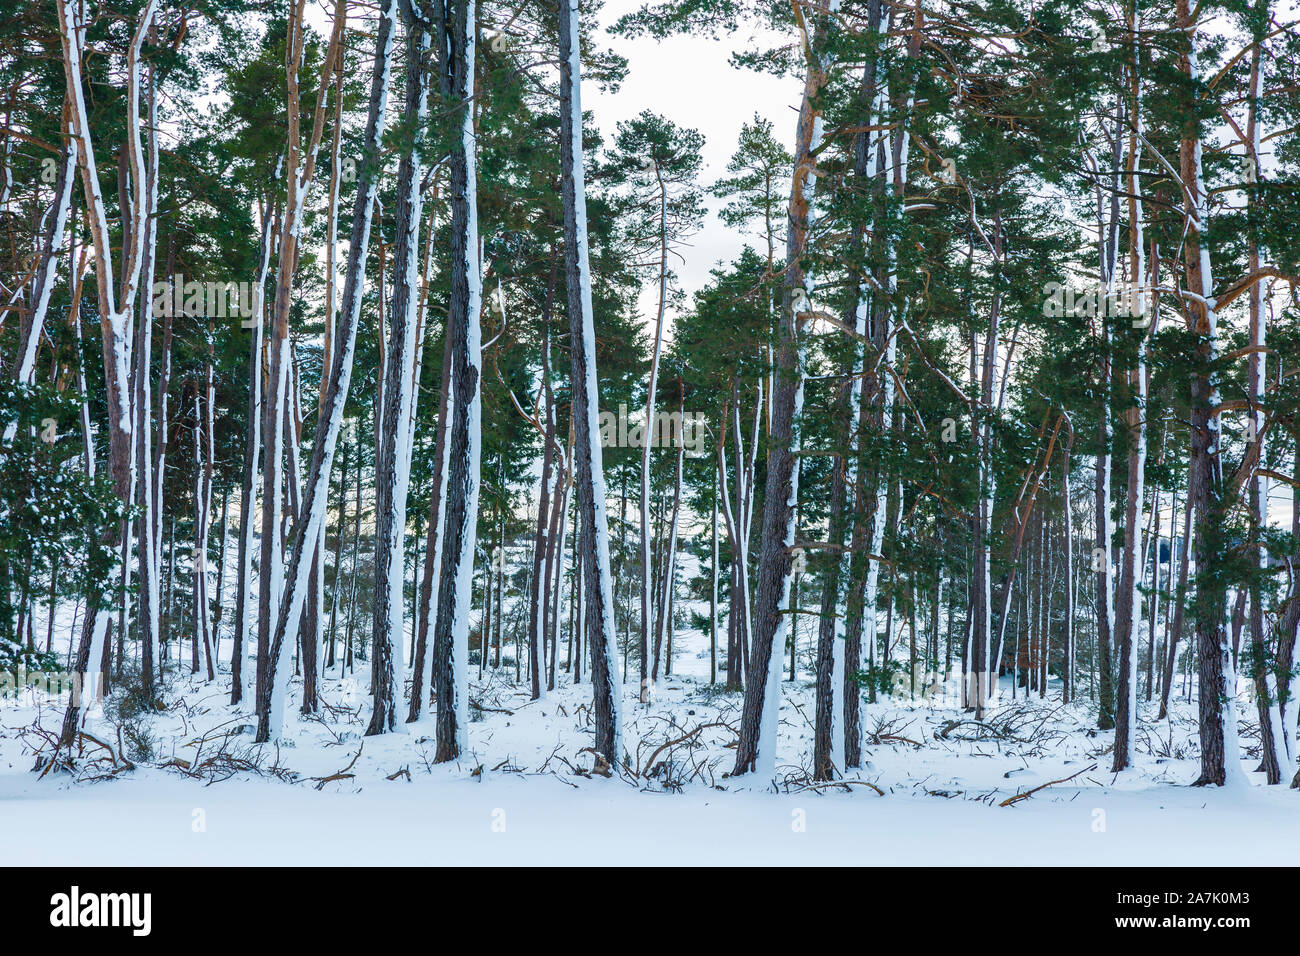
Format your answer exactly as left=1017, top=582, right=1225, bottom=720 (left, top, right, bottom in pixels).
left=587, top=0, right=796, bottom=322
left=299, top=1, right=795, bottom=323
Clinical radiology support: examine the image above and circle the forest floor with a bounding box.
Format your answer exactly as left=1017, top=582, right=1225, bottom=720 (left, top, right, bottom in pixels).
left=3, top=620, right=1298, bottom=865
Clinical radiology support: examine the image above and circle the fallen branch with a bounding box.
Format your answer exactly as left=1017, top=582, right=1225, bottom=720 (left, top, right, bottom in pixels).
left=470, top=699, right=514, bottom=716
left=78, top=730, right=133, bottom=770
left=311, top=743, right=363, bottom=790
left=937, top=718, right=1020, bottom=742
left=999, top=763, right=1097, bottom=807
left=789, top=778, right=885, bottom=796
left=639, top=721, right=735, bottom=778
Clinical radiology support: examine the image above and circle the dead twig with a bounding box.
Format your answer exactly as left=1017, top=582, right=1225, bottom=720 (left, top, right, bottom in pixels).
left=639, top=721, right=736, bottom=778
left=311, top=743, right=364, bottom=790
left=999, top=763, right=1097, bottom=807
left=470, top=699, right=514, bottom=716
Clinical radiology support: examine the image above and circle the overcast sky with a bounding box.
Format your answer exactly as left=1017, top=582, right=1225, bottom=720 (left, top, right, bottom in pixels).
left=587, top=1, right=796, bottom=322
left=298, top=1, right=795, bottom=321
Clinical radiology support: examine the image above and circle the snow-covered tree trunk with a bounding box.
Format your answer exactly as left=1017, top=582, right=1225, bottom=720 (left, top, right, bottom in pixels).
left=732, top=0, right=839, bottom=780
left=1145, top=480, right=1161, bottom=702
left=558, top=0, right=622, bottom=767
left=812, top=336, right=853, bottom=778
left=546, top=448, right=569, bottom=690
left=971, top=263, right=1000, bottom=719
left=410, top=330, right=454, bottom=723
left=55, top=0, right=158, bottom=748
left=1178, top=0, right=1243, bottom=786
left=66, top=249, right=94, bottom=482
left=652, top=391, right=684, bottom=682
left=813, top=58, right=888, bottom=769
left=1091, top=135, right=1119, bottom=731
left=739, top=385, right=761, bottom=673
left=255, top=0, right=395, bottom=743
left=287, top=353, right=304, bottom=526
left=253, top=0, right=347, bottom=733
left=1113, top=39, right=1147, bottom=770
left=257, top=279, right=290, bottom=717
left=637, top=177, right=670, bottom=704
left=1062, top=425, right=1075, bottom=703
left=1159, top=470, right=1193, bottom=719
left=132, top=53, right=162, bottom=698
left=841, top=0, right=885, bottom=764
left=150, top=248, right=176, bottom=659
left=710, top=465, right=719, bottom=684
left=369, top=2, right=431, bottom=735
left=212, top=487, right=229, bottom=659
left=1112, top=340, right=1146, bottom=772
left=716, top=382, right=757, bottom=688
left=410, top=315, right=451, bottom=689
left=529, top=329, right=556, bottom=701
left=1283, top=449, right=1300, bottom=786
left=302, top=50, right=348, bottom=717
left=716, top=423, right=743, bottom=688
left=193, top=383, right=214, bottom=682
left=432, top=0, right=482, bottom=761
left=258, top=8, right=307, bottom=727
left=6, top=131, right=75, bottom=441
left=232, top=209, right=274, bottom=706
left=541, top=321, right=563, bottom=693
left=1242, top=10, right=1289, bottom=784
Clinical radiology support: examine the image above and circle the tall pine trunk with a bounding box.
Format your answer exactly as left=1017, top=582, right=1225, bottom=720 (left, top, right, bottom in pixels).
left=432, top=0, right=483, bottom=761
left=558, top=0, right=622, bottom=766
left=732, top=0, right=840, bottom=778
left=369, top=3, right=432, bottom=735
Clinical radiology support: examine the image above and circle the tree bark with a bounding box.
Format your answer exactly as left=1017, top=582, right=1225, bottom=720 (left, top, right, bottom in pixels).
left=558, top=0, right=622, bottom=765
left=369, top=0, right=431, bottom=735
left=432, top=0, right=483, bottom=760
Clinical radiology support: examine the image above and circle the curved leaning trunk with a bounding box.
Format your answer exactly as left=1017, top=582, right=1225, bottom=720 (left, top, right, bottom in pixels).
left=527, top=327, right=557, bottom=702
left=255, top=0, right=398, bottom=743
left=54, top=0, right=158, bottom=750
left=638, top=184, right=669, bottom=704
left=6, top=132, right=76, bottom=444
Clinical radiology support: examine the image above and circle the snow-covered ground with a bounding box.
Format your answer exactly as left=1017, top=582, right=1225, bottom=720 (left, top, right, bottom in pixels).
left=3, top=612, right=1296, bottom=866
